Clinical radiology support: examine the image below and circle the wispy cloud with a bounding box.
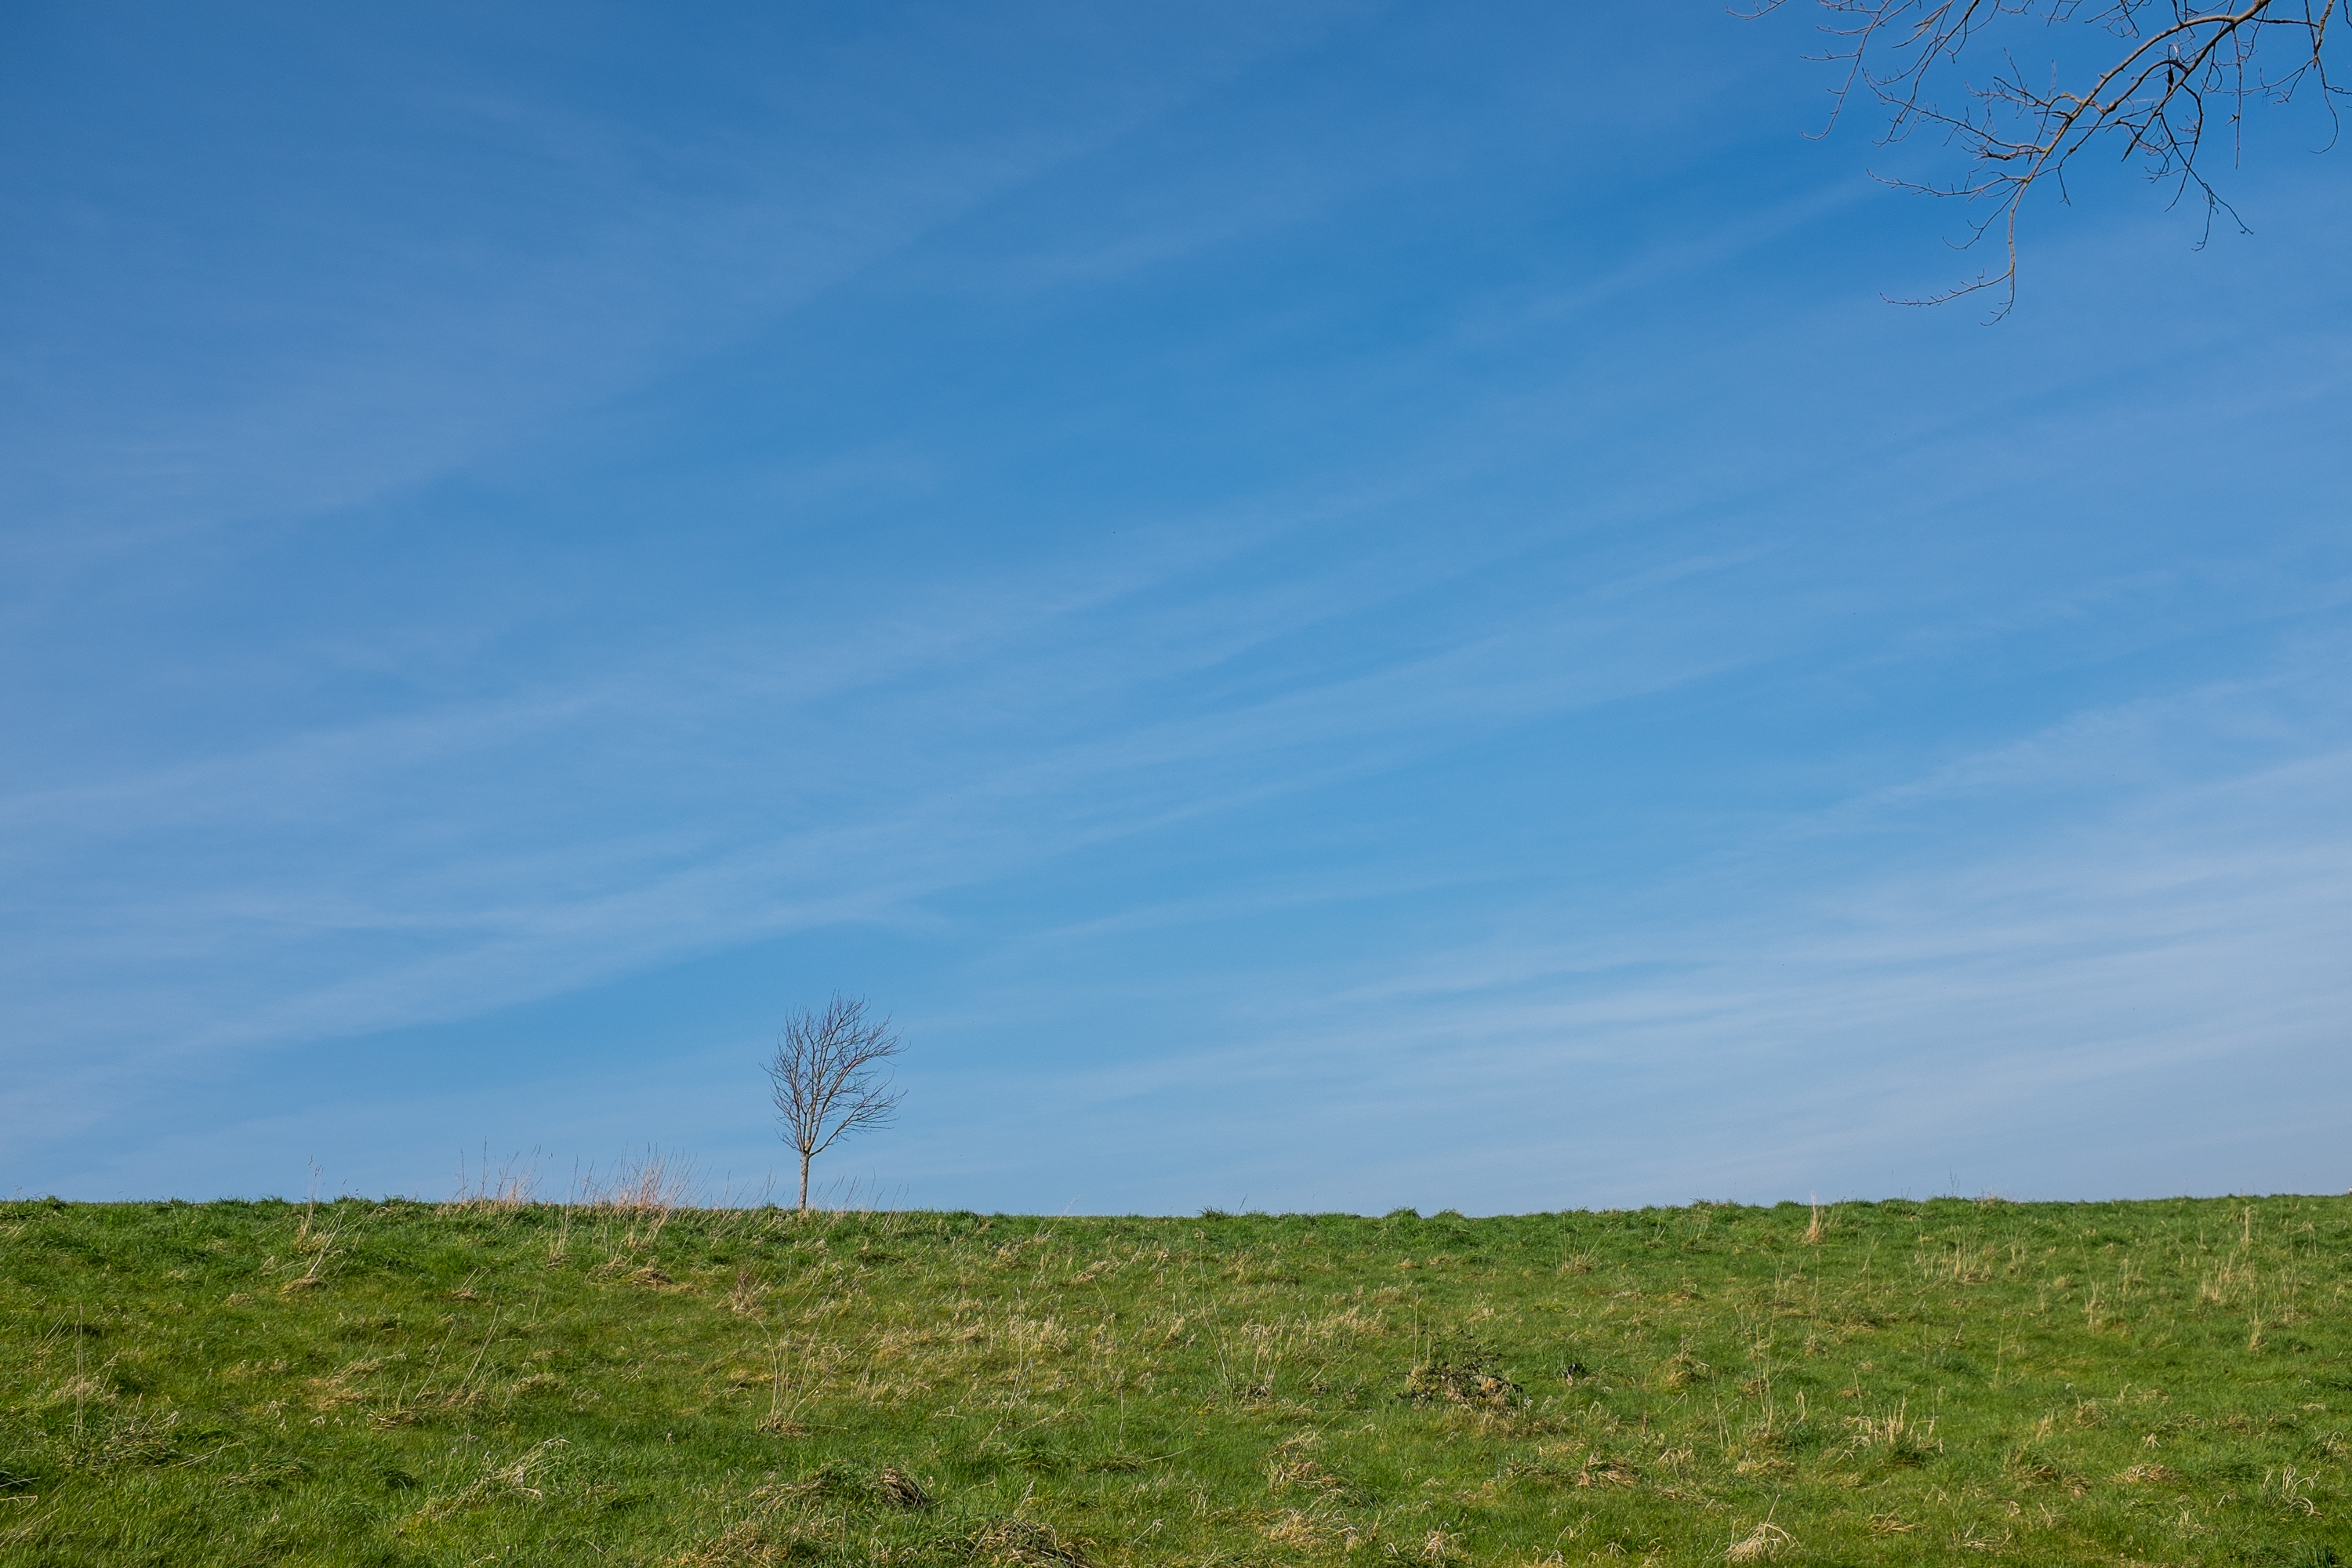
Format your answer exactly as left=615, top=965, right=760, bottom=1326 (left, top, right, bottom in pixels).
left=5, top=5, right=2348, bottom=1206
left=903, top=753, right=2352, bottom=1210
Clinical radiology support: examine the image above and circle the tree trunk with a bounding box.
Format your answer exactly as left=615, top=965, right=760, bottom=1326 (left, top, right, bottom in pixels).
left=798, top=1152, right=811, bottom=1213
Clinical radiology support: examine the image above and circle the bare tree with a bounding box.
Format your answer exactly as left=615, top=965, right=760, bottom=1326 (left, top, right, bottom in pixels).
left=1759, top=0, right=2344, bottom=317
left=764, top=994, right=904, bottom=1212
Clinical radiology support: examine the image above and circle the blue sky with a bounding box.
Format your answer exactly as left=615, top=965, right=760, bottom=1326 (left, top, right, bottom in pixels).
left=4, top=2, right=2347, bottom=1210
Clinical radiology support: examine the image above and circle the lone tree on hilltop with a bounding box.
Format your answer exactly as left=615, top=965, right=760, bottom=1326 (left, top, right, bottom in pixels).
left=765, top=993, right=903, bottom=1212
left=1759, top=0, right=2344, bottom=317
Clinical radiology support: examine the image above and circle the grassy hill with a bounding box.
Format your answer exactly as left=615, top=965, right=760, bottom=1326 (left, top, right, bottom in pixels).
left=2, top=1192, right=2347, bottom=1566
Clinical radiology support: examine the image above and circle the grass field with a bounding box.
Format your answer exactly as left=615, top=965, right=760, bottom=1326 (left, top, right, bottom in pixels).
left=3, top=1190, right=2348, bottom=1566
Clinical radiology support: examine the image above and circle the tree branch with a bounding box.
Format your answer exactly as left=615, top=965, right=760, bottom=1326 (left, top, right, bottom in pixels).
left=1749, top=0, right=2342, bottom=317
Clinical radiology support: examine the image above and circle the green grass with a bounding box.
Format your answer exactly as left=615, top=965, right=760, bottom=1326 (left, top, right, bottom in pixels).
left=3, top=1194, right=2350, bottom=1566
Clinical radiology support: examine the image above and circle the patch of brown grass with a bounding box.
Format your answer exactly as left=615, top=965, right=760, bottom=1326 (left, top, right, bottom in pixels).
left=1575, top=1453, right=1639, bottom=1488
left=968, top=1518, right=1093, bottom=1566
left=1724, top=1520, right=1793, bottom=1563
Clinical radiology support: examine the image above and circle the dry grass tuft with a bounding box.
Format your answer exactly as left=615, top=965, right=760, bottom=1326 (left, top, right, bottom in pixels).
left=413, top=1437, right=569, bottom=1519
left=1262, top=1508, right=1357, bottom=1552
left=441, top=1148, right=542, bottom=1214
left=968, top=1518, right=1093, bottom=1566
left=674, top=1512, right=831, bottom=1568
left=673, top=1520, right=773, bottom=1567
left=1417, top=1526, right=1465, bottom=1562
left=586, top=1151, right=697, bottom=1214
left=1723, top=1520, right=1793, bottom=1562
left=1575, top=1453, right=1639, bottom=1488
left=1403, top=1338, right=1523, bottom=1408
left=1842, top=1402, right=1940, bottom=1465
left=2114, top=1462, right=2180, bottom=1485
left=1657, top=1345, right=1714, bottom=1390
left=1268, top=1452, right=1359, bottom=1502
left=872, top=1466, right=929, bottom=1510
left=64, top=1407, right=182, bottom=1471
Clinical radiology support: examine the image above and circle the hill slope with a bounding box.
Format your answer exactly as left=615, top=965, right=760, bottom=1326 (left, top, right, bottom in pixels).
left=2, top=1195, right=2347, bottom=1565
